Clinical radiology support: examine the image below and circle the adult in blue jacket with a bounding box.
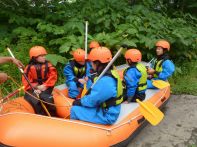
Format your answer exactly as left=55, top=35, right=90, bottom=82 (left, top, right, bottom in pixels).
left=63, top=48, right=92, bottom=99
left=123, top=49, right=147, bottom=103
left=147, top=40, right=175, bottom=89
left=70, top=47, right=123, bottom=125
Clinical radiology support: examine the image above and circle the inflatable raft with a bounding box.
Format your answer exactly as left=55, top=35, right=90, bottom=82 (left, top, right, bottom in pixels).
left=0, top=65, right=171, bottom=147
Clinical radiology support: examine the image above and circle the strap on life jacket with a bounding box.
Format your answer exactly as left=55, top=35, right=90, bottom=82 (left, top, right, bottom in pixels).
left=123, top=63, right=147, bottom=93
left=99, top=70, right=124, bottom=108
left=69, top=61, right=86, bottom=78
left=25, top=61, right=49, bottom=85
left=153, top=56, right=169, bottom=78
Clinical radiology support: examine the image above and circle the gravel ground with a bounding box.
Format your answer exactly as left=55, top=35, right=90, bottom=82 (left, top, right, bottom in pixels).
left=128, top=95, right=197, bottom=147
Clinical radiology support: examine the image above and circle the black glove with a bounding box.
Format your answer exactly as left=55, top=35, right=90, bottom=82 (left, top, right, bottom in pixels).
left=72, top=99, right=82, bottom=106
left=127, top=96, right=133, bottom=103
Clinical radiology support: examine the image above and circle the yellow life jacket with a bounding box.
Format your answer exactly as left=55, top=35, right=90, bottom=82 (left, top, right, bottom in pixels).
left=93, top=70, right=123, bottom=108
left=153, top=54, right=169, bottom=78
left=70, top=61, right=86, bottom=78
left=124, top=63, right=147, bottom=92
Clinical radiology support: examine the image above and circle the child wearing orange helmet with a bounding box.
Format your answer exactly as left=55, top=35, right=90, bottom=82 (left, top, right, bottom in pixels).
left=89, top=41, right=100, bottom=50
left=63, top=48, right=92, bottom=99
left=71, top=47, right=123, bottom=125
left=147, top=40, right=175, bottom=88
left=123, top=49, right=147, bottom=103
left=22, top=46, right=57, bottom=116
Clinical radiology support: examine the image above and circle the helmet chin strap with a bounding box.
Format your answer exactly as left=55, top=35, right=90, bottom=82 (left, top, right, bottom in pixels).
left=127, top=59, right=137, bottom=67
left=127, top=59, right=132, bottom=65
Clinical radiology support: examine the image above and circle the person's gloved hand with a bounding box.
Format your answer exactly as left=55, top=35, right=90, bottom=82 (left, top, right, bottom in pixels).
left=34, top=89, right=42, bottom=95
left=37, top=84, right=47, bottom=91
left=12, top=58, right=24, bottom=68
left=147, top=68, right=155, bottom=75
left=148, top=75, right=153, bottom=79
left=72, top=99, right=82, bottom=106
left=78, top=78, right=87, bottom=84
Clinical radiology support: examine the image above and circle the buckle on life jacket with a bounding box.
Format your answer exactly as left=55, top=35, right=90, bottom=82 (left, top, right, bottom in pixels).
left=102, top=95, right=123, bottom=108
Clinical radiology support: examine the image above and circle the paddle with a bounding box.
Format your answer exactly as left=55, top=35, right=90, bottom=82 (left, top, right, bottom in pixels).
left=81, top=20, right=88, bottom=97
left=145, top=58, right=170, bottom=89
left=123, top=74, right=165, bottom=125
left=81, top=85, right=87, bottom=97
left=146, top=58, right=155, bottom=68
left=84, top=20, right=88, bottom=59
left=0, top=86, right=24, bottom=103
left=7, top=47, right=51, bottom=116
left=124, top=73, right=165, bottom=125
left=136, top=99, right=164, bottom=126
left=82, top=47, right=124, bottom=97
left=120, top=47, right=164, bottom=125
left=152, top=80, right=170, bottom=89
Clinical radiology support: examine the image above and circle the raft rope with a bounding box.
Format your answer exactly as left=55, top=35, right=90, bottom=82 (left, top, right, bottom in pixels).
left=1, top=76, right=71, bottom=108
left=0, top=87, right=24, bottom=103
left=1, top=76, right=168, bottom=133
left=61, top=87, right=169, bottom=132
left=1, top=87, right=168, bottom=133
left=64, top=87, right=169, bottom=133
left=0, top=100, right=33, bottom=114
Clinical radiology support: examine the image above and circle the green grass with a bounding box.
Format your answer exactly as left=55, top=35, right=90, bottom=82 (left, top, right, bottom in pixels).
left=169, top=60, right=197, bottom=96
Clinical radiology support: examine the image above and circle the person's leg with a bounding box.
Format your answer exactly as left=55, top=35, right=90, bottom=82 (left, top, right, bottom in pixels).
left=131, top=93, right=146, bottom=102
left=24, top=91, right=42, bottom=114
left=147, top=79, right=157, bottom=89
left=39, top=87, right=56, bottom=116
left=67, top=82, right=80, bottom=99
left=70, top=106, right=110, bottom=125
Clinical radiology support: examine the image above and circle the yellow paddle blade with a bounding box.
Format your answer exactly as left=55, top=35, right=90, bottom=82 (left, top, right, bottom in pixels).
left=152, top=80, right=170, bottom=89
left=136, top=99, right=164, bottom=126
left=81, top=83, right=87, bottom=97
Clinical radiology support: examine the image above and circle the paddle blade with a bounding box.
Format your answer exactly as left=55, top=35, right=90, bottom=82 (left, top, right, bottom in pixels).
left=152, top=80, right=170, bottom=89
left=136, top=99, right=164, bottom=126
left=81, top=83, right=87, bottom=97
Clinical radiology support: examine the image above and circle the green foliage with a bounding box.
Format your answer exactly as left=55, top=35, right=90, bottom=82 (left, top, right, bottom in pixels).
left=0, top=0, right=197, bottom=95
left=46, top=54, right=67, bottom=66
left=169, top=60, right=197, bottom=95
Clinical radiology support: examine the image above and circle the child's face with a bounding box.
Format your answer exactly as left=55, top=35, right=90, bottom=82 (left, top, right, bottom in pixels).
left=36, top=55, right=46, bottom=63
left=77, top=61, right=85, bottom=65
left=156, top=47, right=164, bottom=56
left=91, top=62, right=96, bottom=71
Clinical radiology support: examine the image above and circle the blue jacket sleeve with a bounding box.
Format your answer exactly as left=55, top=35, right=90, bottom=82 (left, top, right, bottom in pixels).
left=63, top=62, right=76, bottom=83
left=158, top=60, right=175, bottom=80
left=63, top=62, right=80, bottom=98
left=85, top=62, right=93, bottom=89
left=85, top=62, right=92, bottom=78
left=80, top=76, right=117, bottom=107
left=124, top=68, right=141, bottom=97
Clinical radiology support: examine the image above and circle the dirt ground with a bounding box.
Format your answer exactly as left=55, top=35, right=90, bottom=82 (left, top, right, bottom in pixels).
left=128, top=95, right=197, bottom=147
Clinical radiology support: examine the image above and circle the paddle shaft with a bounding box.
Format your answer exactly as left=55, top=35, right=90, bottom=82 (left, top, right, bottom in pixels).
left=89, top=47, right=123, bottom=90
left=7, top=47, right=51, bottom=116
left=1, top=87, right=24, bottom=103
left=84, top=21, right=88, bottom=59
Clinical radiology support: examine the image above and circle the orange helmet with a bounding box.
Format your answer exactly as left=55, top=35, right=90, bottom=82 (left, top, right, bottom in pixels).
left=155, top=40, right=170, bottom=51
left=73, top=48, right=85, bottom=62
left=125, top=49, right=142, bottom=62
left=29, top=46, right=47, bottom=59
left=89, top=41, right=100, bottom=49
left=88, top=47, right=112, bottom=63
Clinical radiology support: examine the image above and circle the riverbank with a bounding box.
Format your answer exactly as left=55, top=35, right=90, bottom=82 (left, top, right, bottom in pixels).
left=128, top=95, right=197, bottom=147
